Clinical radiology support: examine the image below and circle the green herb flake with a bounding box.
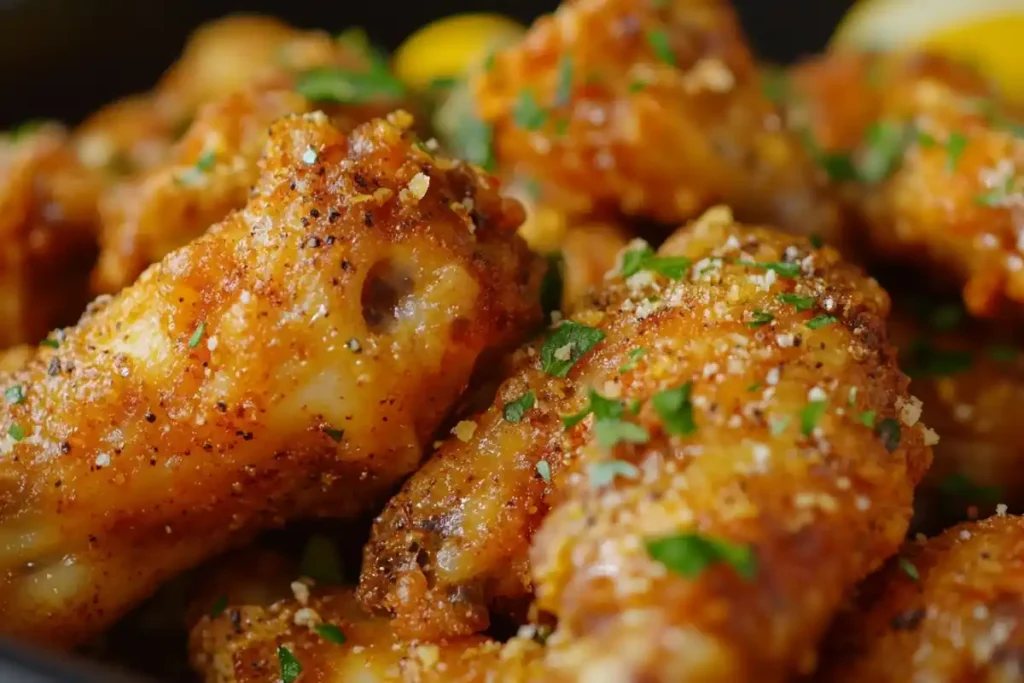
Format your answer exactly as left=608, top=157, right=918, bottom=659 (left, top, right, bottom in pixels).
left=858, top=410, right=876, bottom=428
left=40, top=338, right=60, bottom=349
left=975, top=175, right=1017, bottom=207
left=563, top=389, right=650, bottom=448
left=806, top=314, right=837, bottom=330
left=988, top=345, right=1018, bottom=362
left=535, top=459, right=552, bottom=483
left=809, top=234, right=824, bottom=248
left=876, top=418, right=901, bottom=452
left=555, top=56, right=574, bottom=107
left=770, top=416, right=791, bottom=435
left=945, top=131, right=967, bottom=172
left=188, top=321, right=206, bottom=349
left=4, top=385, right=25, bottom=405
left=323, top=428, right=344, bottom=442
left=299, top=534, right=344, bottom=584
left=646, top=30, right=675, bottom=66
left=736, top=260, right=801, bottom=278
left=652, top=382, right=696, bottom=436
left=800, top=400, right=827, bottom=436
left=818, top=151, right=860, bottom=182
left=427, top=76, right=459, bottom=92
left=937, top=473, right=1002, bottom=504
left=452, top=114, right=495, bottom=172
left=749, top=310, right=774, bottom=328
left=587, top=459, right=640, bottom=488
left=777, top=293, right=816, bottom=312
left=761, top=68, right=789, bottom=103
left=209, top=595, right=228, bottom=619
left=513, top=90, right=548, bottom=130
left=195, top=149, right=216, bottom=172
left=302, top=146, right=318, bottom=165
left=541, top=321, right=606, bottom=377
left=315, top=624, right=347, bottom=645
left=296, top=67, right=406, bottom=104
left=7, top=424, right=25, bottom=442
left=619, top=347, right=647, bottom=374
left=917, top=130, right=937, bottom=147
left=898, top=557, right=919, bottom=581
left=646, top=532, right=757, bottom=580
left=503, top=391, right=536, bottom=424
left=278, top=645, right=302, bottom=683
left=629, top=79, right=648, bottom=93
left=857, top=120, right=912, bottom=183
left=620, top=245, right=690, bottom=279
left=747, top=382, right=762, bottom=392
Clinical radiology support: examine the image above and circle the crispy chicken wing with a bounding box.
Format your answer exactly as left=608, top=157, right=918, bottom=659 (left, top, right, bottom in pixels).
left=0, top=124, right=101, bottom=348
left=816, top=514, right=1024, bottom=683
left=473, top=0, right=842, bottom=243
left=360, top=207, right=932, bottom=682
left=786, top=51, right=1024, bottom=318
left=73, top=94, right=180, bottom=181
left=0, top=112, right=541, bottom=647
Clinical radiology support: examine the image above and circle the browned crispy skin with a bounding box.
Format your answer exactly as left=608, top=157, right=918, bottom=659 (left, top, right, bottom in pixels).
left=0, top=112, right=541, bottom=647
left=474, top=0, right=842, bottom=243
left=73, top=94, right=180, bottom=179
left=787, top=51, right=1024, bottom=318
left=816, top=515, right=1024, bottom=683
left=0, top=125, right=101, bottom=348
left=360, top=206, right=932, bottom=681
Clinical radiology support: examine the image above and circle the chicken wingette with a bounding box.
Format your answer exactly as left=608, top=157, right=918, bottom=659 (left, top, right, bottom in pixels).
left=785, top=51, right=1024, bottom=318
left=0, top=111, right=541, bottom=647
left=360, top=206, right=933, bottom=682
left=471, top=0, right=842, bottom=244
left=815, top=514, right=1024, bottom=683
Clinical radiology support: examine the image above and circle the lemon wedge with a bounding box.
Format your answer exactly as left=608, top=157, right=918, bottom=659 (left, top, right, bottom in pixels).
left=830, top=0, right=1024, bottom=98
left=393, top=14, right=525, bottom=91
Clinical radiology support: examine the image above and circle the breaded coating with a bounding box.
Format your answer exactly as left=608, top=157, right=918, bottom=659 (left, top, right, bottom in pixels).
left=786, top=51, right=1024, bottom=318
left=816, top=514, right=1024, bottom=683
left=473, top=0, right=842, bottom=242
left=73, top=94, right=180, bottom=180
left=360, top=206, right=932, bottom=681
left=188, top=550, right=525, bottom=683
left=0, top=124, right=101, bottom=348
left=0, top=112, right=541, bottom=647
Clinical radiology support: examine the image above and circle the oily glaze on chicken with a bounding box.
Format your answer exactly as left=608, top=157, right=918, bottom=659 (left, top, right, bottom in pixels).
left=0, top=112, right=541, bottom=647
left=473, top=0, right=842, bottom=243
left=786, top=51, right=1024, bottom=318
left=816, top=514, right=1024, bottom=683
left=360, top=207, right=932, bottom=682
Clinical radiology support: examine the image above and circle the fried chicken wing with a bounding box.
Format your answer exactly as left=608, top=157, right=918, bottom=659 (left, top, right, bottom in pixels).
left=0, top=124, right=101, bottom=348
left=816, top=514, right=1024, bottom=683
left=0, top=112, right=541, bottom=647
left=73, top=94, right=180, bottom=180
left=786, top=51, right=1024, bottom=318
left=360, top=207, right=932, bottom=681
left=472, top=0, right=842, bottom=243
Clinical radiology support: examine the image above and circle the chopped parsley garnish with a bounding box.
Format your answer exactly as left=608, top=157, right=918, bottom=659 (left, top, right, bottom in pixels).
left=315, top=624, right=347, bottom=645
left=6, top=120, right=44, bottom=139
left=989, top=345, right=1018, bottom=362
left=451, top=114, right=495, bottom=172
left=777, top=293, right=815, bottom=312
left=652, top=382, right=696, bottom=436
left=817, top=150, right=860, bottom=182
left=209, top=595, right=228, bottom=618
left=4, top=385, right=25, bottom=405
left=807, top=314, right=837, bottom=329
left=176, top=150, right=216, bottom=186
left=323, top=428, right=345, bottom=442
left=39, top=338, right=59, bottom=349
left=619, top=347, right=647, bottom=373
left=917, top=130, right=937, bottom=147
left=975, top=175, right=1017, bottom=207
left=587, top=459, right=639, bottom=488
left=937, top=473, right=1002, bottom=504
left=747, top=382, right=762, bottom=392
left=296, top=67, right=405, bottom=103
left=876, top=418, right=901, bottom=452
left=770, top=416, right=791, bottom=435
left=503, top=391, right=536, bottom=424
left=749, top=310, right=774, bottom=328
left=858, top=410, right=876, bottom=428
left=299, top=534, right=344, bottom=584
left=541, top=322, right=606, bottom=377
left=555, top=56, right=574, bottom=107
left=7, top=424, right=25, bottom=441
left=761, top=67, right=789, bottom=103
left=857, top=120, right=912, bottom=183
left=736, top=260, right=801, bottom=278
left=277, top=645, right=302, bottom=683
left=898, top=557, right=919, bottom=581
left=902, top=339, right=972, bottom=377
left=513, top=90, right=548, bottom=130
left=646, top=532, right=757, bottom=580
left=629, top=79, right=648, bottom=93
left=646, top=29, right=675, bottom=66
left=800, top=400, right=827, bottom=436
left=540, top=255, right=564, bottom=322
left=562, top=389, right=650, bottom=448
left=188, top=321, right=206, bottom=349
left=535, top=459, right=552, bottom=483
left=620, top=246, right=691, bottom=280
left=945, top=131, right=967, bottom=172
left=427, top=76, right=459, bottom=92
left=302, top=146, right=318, bottom=165
left=809, top=234, right=824, bottom=248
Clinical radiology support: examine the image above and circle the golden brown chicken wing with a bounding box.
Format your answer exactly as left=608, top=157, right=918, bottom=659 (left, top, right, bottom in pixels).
left=786, top=51, right=1024, bottom=318
left=0, top=111, right=541, bottom=647
left=0, top=124, right=101, bottom=348
left=360, top=206, right=932, bottom=682
left=73, top=94, right=180, bottom=181
left=815, top=514, right=1024, bottom=683
left=472, top=0, right=842, bottom=243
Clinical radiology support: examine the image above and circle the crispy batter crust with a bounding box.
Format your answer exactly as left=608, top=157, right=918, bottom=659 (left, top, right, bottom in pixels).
left=475, top=0, right=841, bottom=242
left=816, top=515, right=1024, bottom=683
left=360, top=207, right=931, bottom=682
left=0, top=112, right=541, bottom=647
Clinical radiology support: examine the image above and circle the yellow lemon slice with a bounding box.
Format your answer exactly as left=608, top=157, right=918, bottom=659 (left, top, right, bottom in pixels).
left=830, top=0, right=1024, bottom=99
left=393, top=14, right=525, bottom=91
